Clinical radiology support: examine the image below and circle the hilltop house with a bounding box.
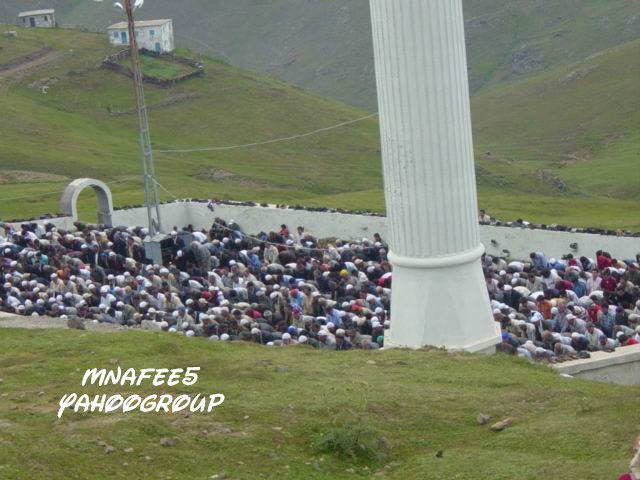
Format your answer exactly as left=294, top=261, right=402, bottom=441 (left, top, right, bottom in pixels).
left=107, top=19, right=175, bottom=54
left=18, top=9, right=56, bottom=28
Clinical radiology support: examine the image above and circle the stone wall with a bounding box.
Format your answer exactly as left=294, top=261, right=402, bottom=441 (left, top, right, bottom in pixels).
left=102, top=49, right=204, bottom=87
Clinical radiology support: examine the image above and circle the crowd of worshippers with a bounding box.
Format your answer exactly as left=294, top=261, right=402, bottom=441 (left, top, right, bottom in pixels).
left=488, top=250, right=640, bottom=361
left=1, top=218, right=640, bottom=358
left=0, top=220, right=392, bottom=350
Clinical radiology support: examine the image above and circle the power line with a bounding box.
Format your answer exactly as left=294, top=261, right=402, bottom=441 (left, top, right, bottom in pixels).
left=155, top=112, right=379, bottom=154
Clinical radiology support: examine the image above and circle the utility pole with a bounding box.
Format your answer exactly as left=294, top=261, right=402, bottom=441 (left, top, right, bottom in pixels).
left=124, top=0, right=163, bottom=237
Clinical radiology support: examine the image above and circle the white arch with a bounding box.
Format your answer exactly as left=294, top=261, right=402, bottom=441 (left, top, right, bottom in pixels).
left=60, top=178, right=114, bottom=226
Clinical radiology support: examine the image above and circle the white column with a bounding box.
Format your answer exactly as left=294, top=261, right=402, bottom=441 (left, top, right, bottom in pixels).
left=370, top=0, right=500, bottom=352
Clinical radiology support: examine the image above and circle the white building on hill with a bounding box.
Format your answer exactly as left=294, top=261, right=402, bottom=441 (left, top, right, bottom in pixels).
left=18, top=9, right=56, bottom=28
left=107, top=19, right=175, bottom=54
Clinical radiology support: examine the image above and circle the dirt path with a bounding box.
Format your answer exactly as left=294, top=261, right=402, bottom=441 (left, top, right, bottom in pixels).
left=0, top=50, right=62, bottom=80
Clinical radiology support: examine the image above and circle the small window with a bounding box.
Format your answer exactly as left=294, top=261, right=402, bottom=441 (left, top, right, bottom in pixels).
left=135, top=31, right=139, bottom=37
left=150, top=29, right=155, bottom=36
left=44, top=16, right=48, bottom=21
left=113, top=31, right=119, bottom=39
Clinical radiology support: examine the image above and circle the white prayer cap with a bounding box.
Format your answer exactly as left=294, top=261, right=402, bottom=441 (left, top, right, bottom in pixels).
left=99, top=304, right=107, bottom=310
left=493, top=308, right=502, bottom=315
left=499, top=270, right=506, bottom=276
left=240, top=319, right=250, bottom=326
left=209, top=335, right=220, bottom=341
left=551, top=307, right=559, bottom=315
left=298, top=335, right=308, bottom=344
left=384, top=320, right=391, bottom=327
left=139, top=301, right=148, bottom=309
left=251, top=328, right=261, bottom=335
left=508, top=313, right=517, bottom=320
left=318, top=330, right=328, bottom=337
left=326, top=322, right=335, bottom=330
left=185, top=330, right=195, bottom=337
left=282, top=333, right=292, bottom=340
left=504, top=285, right=512, bottom=292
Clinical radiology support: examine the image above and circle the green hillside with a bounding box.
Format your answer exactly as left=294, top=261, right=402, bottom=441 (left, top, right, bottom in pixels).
left=471, top=37, right=640, bottom=228
left=0, top=27, right=383, bottom=222
left=0, top=328, right=638, bottom=479
left=2, top=0, right=639, bottom=110
left=0, top=27, right=638, bottom=229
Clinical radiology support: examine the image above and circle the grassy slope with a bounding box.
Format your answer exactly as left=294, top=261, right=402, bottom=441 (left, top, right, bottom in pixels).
left=3, top=0, right=639, bottom=111
left=471, top=37, right=640, bottom=229
left=0, top=27, right=637, bottom=229
left=0, top=328, right=638, bottom=479
left=0, top=27, right=383, bottom=223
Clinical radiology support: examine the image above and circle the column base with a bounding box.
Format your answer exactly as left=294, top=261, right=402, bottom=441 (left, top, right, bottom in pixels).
left=386, top=246, right=501, bottom=353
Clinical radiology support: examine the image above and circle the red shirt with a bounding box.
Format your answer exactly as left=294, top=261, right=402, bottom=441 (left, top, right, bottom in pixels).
left=597, top=255, right=613, bottom=269
left=588, top=305, right=601, bottom=323
left=601, top=277, right=617, bottom=292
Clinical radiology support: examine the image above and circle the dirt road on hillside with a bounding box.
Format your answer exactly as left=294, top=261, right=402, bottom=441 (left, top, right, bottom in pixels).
left=0, top=50, right=62, bottom=82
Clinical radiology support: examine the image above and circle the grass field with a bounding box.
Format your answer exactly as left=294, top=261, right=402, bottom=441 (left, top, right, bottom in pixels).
left=116, top=54, right=197, bottom=80
left=0, top=328, right=638, bottom=479
left=0, top=27, right=638, bottom=230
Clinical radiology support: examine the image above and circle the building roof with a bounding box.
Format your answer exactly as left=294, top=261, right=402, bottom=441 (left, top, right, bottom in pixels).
left=108, top=19, right=172, bottom=30
left=18, top=9, right=55, bottom=17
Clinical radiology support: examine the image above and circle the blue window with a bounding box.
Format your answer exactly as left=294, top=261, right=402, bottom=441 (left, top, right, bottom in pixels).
left=150, top=29, right=155, bottom=36
left=113, top=32, right=119, bottom=39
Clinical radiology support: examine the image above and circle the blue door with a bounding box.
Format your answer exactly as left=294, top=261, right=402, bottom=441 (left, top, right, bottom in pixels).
left=155, top=42, right=161, bottom=53
left=121, top=31, right=128, bottom=44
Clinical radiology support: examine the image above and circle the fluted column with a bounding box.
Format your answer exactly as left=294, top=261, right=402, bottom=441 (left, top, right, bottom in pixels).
left=370, top=0, right=500, bottom=351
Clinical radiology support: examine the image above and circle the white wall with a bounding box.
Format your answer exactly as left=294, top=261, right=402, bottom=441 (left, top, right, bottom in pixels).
left=108, top=23, right=174, bottom=53
left=553, top=345, right=640, bottom=385
left=29, top=202, right=640, bottom=262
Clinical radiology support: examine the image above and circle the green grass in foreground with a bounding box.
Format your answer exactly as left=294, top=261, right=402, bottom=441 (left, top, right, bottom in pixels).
left=0, top=328, right=638, bottom=479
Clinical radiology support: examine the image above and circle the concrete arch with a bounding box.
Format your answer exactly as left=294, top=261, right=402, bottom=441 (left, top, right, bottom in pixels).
left=60, top=178, right=114, bottom=226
